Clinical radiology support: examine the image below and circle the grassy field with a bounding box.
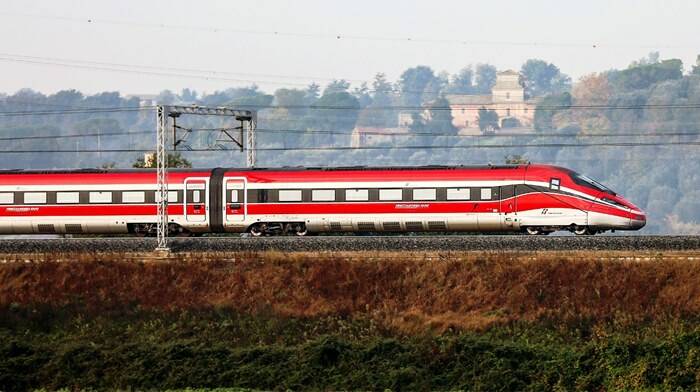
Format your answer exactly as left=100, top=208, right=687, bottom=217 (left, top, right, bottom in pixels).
left=2, top=250, right=700, bottom=390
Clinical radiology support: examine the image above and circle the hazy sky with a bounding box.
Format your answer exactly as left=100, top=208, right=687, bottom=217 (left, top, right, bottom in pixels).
left=0, top=0, right=698, bottom=95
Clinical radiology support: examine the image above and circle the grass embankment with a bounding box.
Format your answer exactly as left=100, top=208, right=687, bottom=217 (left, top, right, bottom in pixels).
left=2, top=251, right=700, bottom=390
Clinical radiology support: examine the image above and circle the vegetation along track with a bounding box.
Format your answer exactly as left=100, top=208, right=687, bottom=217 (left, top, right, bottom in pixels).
left=3, top=249, right=700, bottom=389
left=0, top=235, right=698, bottom=253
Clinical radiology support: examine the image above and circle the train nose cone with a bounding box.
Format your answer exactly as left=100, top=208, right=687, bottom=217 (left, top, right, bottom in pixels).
left=630, top=213, right=646, bottom=230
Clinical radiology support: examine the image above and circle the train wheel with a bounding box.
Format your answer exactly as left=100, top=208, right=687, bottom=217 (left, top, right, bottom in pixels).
left=524, top=227, right=542, bottom=235
left=574, top=226, right=596, bottom=236
left=249, top=223, right=265, bottom=237
left=293, top=223, right=308, bottom=236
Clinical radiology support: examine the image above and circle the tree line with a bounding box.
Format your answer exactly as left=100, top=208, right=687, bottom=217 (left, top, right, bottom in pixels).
left=1, top=53, right=700, bottom=234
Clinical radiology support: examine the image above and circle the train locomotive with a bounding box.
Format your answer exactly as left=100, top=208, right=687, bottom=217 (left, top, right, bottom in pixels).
left=0, top=164, right=646, bottom=236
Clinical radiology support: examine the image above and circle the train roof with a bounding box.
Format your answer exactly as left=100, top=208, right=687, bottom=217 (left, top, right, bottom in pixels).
left=0, top=164, right=550, bottom=175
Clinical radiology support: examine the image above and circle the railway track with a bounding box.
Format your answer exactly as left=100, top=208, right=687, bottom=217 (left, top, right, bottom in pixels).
left=0, top=235, right=698, bottom=253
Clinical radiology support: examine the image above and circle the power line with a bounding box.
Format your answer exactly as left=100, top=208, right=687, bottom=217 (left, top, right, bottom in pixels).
left=1, top=127, right=698, bottom=143
left=0, top=54, right=315, bottom=88
left=0, top=141, right=699, bottom=154
left=0, top=52, right=478, bottom=96
left=0, top=106, right=152, bottom=117
left=1, top=11, right=695, bottom=49
left=0, top=52, right=365, bottom=85
left=240, top=103, right=700, bottom=111
left=251, top=128, right=700, bottom=138
left=0, top=130, right=151, bottom=141
left=2, top=101, right=699, bottom=118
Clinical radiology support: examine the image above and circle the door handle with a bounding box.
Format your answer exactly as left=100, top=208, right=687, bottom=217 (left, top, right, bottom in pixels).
left=229, top=203, right=242, bottom=210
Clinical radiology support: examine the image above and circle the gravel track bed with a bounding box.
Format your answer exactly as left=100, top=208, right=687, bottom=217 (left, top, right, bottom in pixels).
left=0, top=235, right=698, bottom=253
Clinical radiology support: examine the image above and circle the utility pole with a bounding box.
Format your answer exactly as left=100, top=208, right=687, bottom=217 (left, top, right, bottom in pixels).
left=155, top=106, right=169, bottom=252
left=154, top=105, right=256, bottom=252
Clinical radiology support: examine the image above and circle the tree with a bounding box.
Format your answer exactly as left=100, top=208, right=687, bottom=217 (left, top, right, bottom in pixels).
left=474, top=64, right=497, bottom=94
left=274, top=88, right=306, bottom=107
left=534, top=92, right=572, bottom=132
left=304, top=83, right=320, bottom=104
left=50, top=89, right=84, bottom=107
left=445, top=67, right=475, bottom=94
left=398, top=66, right=437, bottom=106
left=692, top=55, right=700, bottom=75
left=356, top=73, right=397, bottom=127
left=155, top=90, right=177, bottom=105
left=505, top=154, right=528, bottom=164
left=608, top=57, right=683, bottom=91
left=229, top=93, right=274, bottom=109
left=132, top=152, right=192, bottom=168
left=180, top=88, right=198, bottom=102
left=312, top=89, right=360, bottom=144
left=477, top=107, right=499, bottom=132
left=408, top=112, right=426, bottom=133
left=324, top=79, right=351, bottom=95
left=519, top=59, right=571, bottom=98
left=352, top=82, right=372, bottom=107
left=423, top=97, right=457, bottom=135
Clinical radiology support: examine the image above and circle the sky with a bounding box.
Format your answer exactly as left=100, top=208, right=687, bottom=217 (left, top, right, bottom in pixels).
left=0, top=0, right=698, bottom=96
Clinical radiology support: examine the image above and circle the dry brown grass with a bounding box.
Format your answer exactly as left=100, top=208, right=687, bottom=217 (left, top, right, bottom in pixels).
left=2, top=250, right=700, bottom=332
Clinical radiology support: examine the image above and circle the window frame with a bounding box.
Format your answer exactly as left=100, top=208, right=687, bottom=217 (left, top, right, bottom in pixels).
left=89, top=191, right=112, bottom=204
left=278, top=189, right=302, bottom=202
left=0, top=192, right=14, bottom=204
left=123, top=191, right=146, bottom=204
left=446, top=188, right=471, bottom=201
left=24, top=192, right=47, bottom=204
left=311, top=189, right=335, bottom=202
left=56, top=192, right=80, bottom=204
left=550, top=178, right=561, bottom=191
left=345, top=189, right=369, bottom=202
left=379, top=189, right=403, bottom=201
left=155, top=191, right=179, bottom=203
left=191, top=190, right=201, bottom=204
left=413, top=188, right=437, bottom=201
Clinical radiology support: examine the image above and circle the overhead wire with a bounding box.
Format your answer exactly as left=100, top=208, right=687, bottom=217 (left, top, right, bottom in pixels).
left=1, top=11, right=695, bottom=49
left=0, top=141, right=699, bottom=154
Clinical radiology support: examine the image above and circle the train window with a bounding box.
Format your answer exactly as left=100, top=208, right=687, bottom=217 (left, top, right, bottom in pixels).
left=279, top=190, right=302, bottom=202
left=192, top=191, right=201, bottom=203
left=379, top=189, right=402, bottom=201
left=550, top=178, right=560, bottom=191
left=89, top=192, right=112, bottom=203
left=0, top=193, right=14, bottom=204
left=24, top=192, right=47, bottom=204
left=413, top=189, right=436, bottom=201
left=447, top=188, right=470, bottom=200
left=480, top=188, right=492, bottom=200
left=56, top=192, right=80, bottom=204
left=155, top=191, right=179, bottom=203
left=346, top=189, right=369, bottom=201
left=230, top=190, right=238, bottom=203
left=312, top=189, right=335, bottom=202
left=123, top=191, right=146, bottom=203
left=0, top=192, right=14, bottom=204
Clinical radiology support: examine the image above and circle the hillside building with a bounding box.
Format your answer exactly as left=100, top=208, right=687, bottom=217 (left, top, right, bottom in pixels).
left=446, top=70, right=537, bottom=130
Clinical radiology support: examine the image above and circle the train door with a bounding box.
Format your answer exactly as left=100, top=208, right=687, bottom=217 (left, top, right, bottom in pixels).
left=223, top=177, right=247, bottom=223
left=500, top=184, right=518, bottom=229
left=184, top=177, right=208, bottom=222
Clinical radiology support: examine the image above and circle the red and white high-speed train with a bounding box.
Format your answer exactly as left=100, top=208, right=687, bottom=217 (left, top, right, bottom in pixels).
left=0, top=164, right=645, bottom=236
